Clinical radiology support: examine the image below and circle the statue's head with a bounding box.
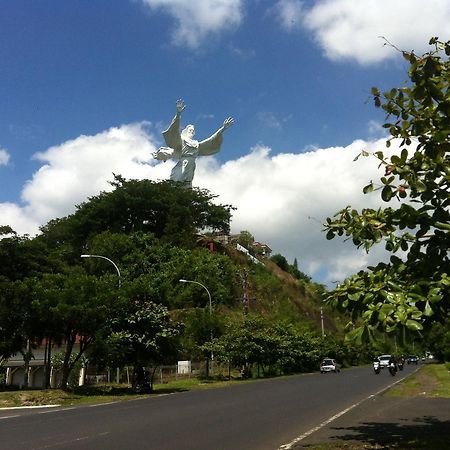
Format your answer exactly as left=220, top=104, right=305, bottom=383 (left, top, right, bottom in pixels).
left=181, top=124, right=195, bottom=139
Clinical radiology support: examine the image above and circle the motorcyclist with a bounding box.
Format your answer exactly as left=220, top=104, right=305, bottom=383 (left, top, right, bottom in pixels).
left=388, top=355, right=398, bottom=375
left=373, top=356, right=381, bottom=374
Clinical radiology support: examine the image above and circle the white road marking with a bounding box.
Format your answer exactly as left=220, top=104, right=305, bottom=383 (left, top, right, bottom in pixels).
left=0, top=405, right=60, bottom=410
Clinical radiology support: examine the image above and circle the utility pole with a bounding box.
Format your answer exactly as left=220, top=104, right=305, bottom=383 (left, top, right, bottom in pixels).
left=320, top=307, right=325, bottom=337
left=241, top=270, right=250, bottom=311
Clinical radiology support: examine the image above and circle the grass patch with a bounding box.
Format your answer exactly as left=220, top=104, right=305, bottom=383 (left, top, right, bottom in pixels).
left=302, top=438, right=450, bottom=449
left=385, top=363, right=450, bottom=398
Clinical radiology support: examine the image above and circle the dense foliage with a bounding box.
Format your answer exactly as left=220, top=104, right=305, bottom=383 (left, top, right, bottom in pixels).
left=325, top=38, right=450, bottom=342
left=0, top=175, right=367, bottom=388
left=0, top=180, right=236, bottom=388
left=205, top=315, right=370, bottom=377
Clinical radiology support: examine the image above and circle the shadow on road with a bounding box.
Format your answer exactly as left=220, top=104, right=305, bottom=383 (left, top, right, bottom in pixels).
left=302, top=415, right=450, bottom=449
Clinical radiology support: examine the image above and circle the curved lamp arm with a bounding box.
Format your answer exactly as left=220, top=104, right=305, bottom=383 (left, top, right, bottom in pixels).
left=179, top=279, right=212, bottom=315
left=81, top=254, right=121, bottom=288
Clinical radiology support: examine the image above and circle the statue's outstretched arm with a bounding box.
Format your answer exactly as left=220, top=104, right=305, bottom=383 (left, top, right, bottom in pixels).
left=198, top=117, right=235, bottom=156
left=161, top=99, right=186, bottom=150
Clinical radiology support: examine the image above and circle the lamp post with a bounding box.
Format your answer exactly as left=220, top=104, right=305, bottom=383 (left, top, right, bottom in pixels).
left=179, top=279, right=214, bottom=373
left=320, top=307, right=325, bottom=337
left=81, top=254, right=121, bottom=384
left=81, top=254, right=121, bottom=288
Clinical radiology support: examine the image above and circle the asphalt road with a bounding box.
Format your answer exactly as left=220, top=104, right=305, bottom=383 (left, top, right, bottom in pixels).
left=0, top=365, right=417, bottom=450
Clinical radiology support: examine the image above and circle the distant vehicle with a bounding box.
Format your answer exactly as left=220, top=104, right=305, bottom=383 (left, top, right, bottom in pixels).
left=406, top=355, right=419, bottom=364
left=373, top=357, right=381, bottom=374
left=320, top=358, right=340, bottom=373
left=378, top=354, right=392, bottom=369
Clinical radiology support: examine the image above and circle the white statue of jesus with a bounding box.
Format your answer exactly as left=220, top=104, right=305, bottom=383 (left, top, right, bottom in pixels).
left=154, top=100, right=234, bottom=188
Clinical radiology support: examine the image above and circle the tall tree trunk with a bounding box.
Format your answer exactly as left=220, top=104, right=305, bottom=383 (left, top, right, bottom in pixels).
left=21, top=340, right=32, bottom=388
left=44, top=337, right=52, bottom=389
left=60, top=338, right=75, bottom=390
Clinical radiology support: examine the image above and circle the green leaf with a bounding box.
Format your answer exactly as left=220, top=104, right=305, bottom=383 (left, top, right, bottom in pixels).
left=326, top=230, right=335, bottom=240
left=424, top=301, right=433, bottom=316
left=405, top=319, right=423, bottom=331
left=415, top=180, right=427, bottom=192
left=345, top=326, right=364, bottom=344
left=381, top=186, right=393, bottom=202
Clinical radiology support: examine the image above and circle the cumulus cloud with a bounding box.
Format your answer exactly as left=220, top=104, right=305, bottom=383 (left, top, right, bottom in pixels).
left=0, top=203, right=40, bottom=236
left=0, top=147, right=10, bottom=166
left=274, top=0, right=450, bottom=65
left=1, top=122, right=399, bottom=285
left=140, top=0, right=243, bottom=49
left=196, top=138, right=396, bottom=284
left=0, top=123, right=170, bottom=232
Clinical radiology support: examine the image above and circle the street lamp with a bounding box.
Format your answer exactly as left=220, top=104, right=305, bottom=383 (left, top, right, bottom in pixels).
left=179, top=279, right=212, bottom=319
left=81, top=254, right=121, bottom=384
left=179, top=279, right=214, bottom=370
left=81, top=254, right=121, bottom=288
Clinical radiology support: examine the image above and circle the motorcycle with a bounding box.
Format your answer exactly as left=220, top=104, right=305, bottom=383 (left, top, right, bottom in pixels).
left=388, top=361, right=398, bottom=376
left=134, top=369, right=153, bottom=393
left=373, top=359, right=381, bottom=374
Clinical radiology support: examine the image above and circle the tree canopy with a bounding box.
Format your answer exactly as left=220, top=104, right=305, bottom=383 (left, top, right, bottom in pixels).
left=324, top=37, right=450, bottom=342
left=0, top=179, right=237, bottom=385
left=39, top=176, right=234, bottom=257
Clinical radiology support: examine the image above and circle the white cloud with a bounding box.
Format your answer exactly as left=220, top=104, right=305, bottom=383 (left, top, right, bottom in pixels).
left=274, top=0, right=450, bottom=65
left=1, top=123, right=169, bottom=231
left=0, top=203, right=40, bottom=236
left=1, top=122, right=400, bottom=285
left=140, top=0, right=243, bottom=49
left=196, top=138, right=398, bottom=285
left=0, top=147, right=10, bottom=166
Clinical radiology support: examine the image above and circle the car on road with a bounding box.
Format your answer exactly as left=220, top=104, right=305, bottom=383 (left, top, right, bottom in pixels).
left=406, top=355, right=419, bottom=364
left=378, top=354, right=392, bottom=369
left=320, top=358, right=340, bottom=373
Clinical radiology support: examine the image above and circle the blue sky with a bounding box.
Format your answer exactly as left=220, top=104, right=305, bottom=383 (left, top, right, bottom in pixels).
left=1, top=0, right=449, bottom=284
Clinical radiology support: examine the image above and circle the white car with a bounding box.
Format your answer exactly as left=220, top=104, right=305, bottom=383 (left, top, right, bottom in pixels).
left=320, top=358, right=340, bottom=373
left=378, top=354, right=392, bottom=368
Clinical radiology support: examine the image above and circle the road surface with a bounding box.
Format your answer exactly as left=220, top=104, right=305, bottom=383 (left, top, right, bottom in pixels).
left=0, top=364, right=416, bottom=450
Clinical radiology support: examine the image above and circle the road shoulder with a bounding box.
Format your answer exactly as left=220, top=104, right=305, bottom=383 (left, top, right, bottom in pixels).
left=291, top=395, right=450, bottom=449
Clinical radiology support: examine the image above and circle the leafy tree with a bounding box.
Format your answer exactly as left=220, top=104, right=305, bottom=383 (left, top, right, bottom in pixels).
left=288, top=258, right=311, bottom=282
left=104, top=299, right=179, bottom=390
left=324, top=38, right=450, bottom=341
left=0, top=278, right=36, bottom=373
left=180, top=308, right=224, bottom=377
left=83, top=231, right=238, bottom=310
left=40, top=177, right=233, bottom=256
left=236, top=230, right=255, bottom=248
left=424, top=320, right=450, bottom=362
left=208, top=316, right=318, bottom=377
left=270, top=254, right=290, bottom=272
left=0, top=231, right=60, bottom=281
left=32, top=272, right=116, bottom=389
